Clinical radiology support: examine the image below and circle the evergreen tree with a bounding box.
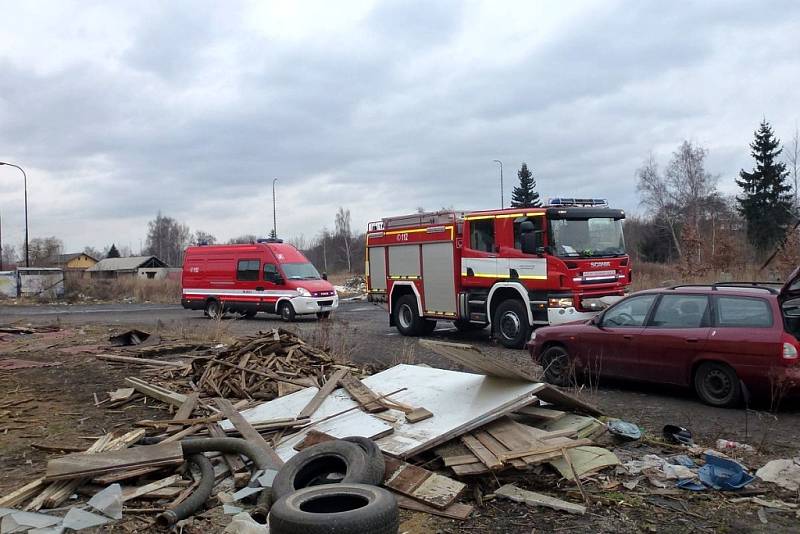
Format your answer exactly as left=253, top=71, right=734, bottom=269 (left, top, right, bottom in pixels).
left=106, top=243, right=121, bottom=258
left=510, top=162, right=541, bottom=208
left=269, top=228, right=277, bottom=239
left=736, top=120, right=793, bottom=254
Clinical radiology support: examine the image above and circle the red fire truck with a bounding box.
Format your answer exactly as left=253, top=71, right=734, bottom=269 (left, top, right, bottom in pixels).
left=366, top=199, right=631, bottom=348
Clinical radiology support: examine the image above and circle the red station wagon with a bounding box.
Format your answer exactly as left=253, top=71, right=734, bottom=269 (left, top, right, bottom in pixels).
left=528, top=271, right=800, bottom=407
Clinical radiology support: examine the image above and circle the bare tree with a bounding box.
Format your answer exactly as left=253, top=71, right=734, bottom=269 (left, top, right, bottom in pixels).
left=26, top=237, right=63, bottom=266
left=665, top=140, right=718, bottom=232
left=786, top=123, right=799, bottom=212
left=288, top=234, right=308, bottom=251
left=636, top=153, right=683, bottom=257
left=1, top=244, right=17, bottom=268
left=143, top=212, right=191, bottom=267
left=335, top=207, right=352, bottom=272
left=193, top=230, right=217, bottom=245
left=228, top=234, right=258, bottom=244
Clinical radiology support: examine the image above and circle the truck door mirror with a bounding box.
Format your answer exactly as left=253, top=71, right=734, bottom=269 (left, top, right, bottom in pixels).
left=521, top=231, right=543, bottom=255
left=274, top=275, right=284, bottom=285
left=322, top=272, right=328, bottom=280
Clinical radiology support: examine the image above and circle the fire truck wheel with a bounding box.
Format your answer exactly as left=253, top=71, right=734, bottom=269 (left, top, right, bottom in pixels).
left=204, top=299, right=223, bottom=320
left=393, top=295, right=422, bottom=336
left=493, top=299, right=531, bottom=349
left=280, top=302, right=296, bottom=322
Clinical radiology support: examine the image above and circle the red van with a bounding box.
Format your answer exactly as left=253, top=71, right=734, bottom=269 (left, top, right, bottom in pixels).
left=181, top=240, right=338, bottom=321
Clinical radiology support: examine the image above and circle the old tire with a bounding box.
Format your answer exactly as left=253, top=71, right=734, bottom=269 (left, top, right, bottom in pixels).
left=694, top=362, right=741, bottom=408
left=540, top=345, right=572, bottom=387
left=272, top=441, right=376, bottom=500
left=342, top=436, right=385, bottom=483
left=280, top=302, right=296, bottom=322
left=393, top=295, right=422, bottom=336
left=204, top=299, right=222, bottom=319
left=493, top=299, right=531, bottom=349
left=269, top=483, right=399, bottom=534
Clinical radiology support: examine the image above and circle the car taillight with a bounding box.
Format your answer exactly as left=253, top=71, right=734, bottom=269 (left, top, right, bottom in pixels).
left=783, top=342, right=798, bottom=360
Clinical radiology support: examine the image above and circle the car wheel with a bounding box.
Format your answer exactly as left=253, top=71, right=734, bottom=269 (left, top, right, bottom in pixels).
left=269, top=484, right=399, bottom=534
left=493, top=299, right=531, bottom=349
left=694, top=361, right=741, bottom=408
left=280, top=302, right=296, bottom=322
left=316, top=312, right=331, bottom=320
left=540, top=345, right=573, bottom=386
left=453, top=320, right=486, bottom=332
left=204, top=299, right=222, bottom=320
left=393, top=295, right=422, bottom=336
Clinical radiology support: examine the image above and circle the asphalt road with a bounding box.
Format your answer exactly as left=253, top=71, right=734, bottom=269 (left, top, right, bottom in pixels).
left=4, top=300, right=800, bottom=450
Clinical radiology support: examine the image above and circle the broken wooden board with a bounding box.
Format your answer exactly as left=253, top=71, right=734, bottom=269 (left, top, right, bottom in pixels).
left=472, top=430, right=526, bottom=470
left=380, top=397, right=432, bottom=423
left=483, top=417, right=564, bottom=465
left=206, top=423, right=248, bottom=485
left=548, top=446, right=621, bottom=481
left=121, top=474, right=182, bottom=502
left=296, top=368, right=348, bottom=419
left=442, top=454, right=480, bottom=467
left=0, top=477, right=46, bottom=507
left=495, top=484, right=586, bottom=515
left=537, top=413, right=605, bottom=439
left=536, top=385, right=603, bottom=416
left=278, top=377, right=316, bottom=397
left=97, top=354, right=189, bottom=369
left=514, top=405, right=566, bottom=422
left=338, top=372, right=388, bottom=413
left=45, top=442, right=184, bottom=481
left=167, top=393, right=199, bottom=433
left=394, top=493, right=473, bottom=520
left=215, top=398, right=283, bottom=469
left=124, top=377, right=188, bottom=407
left=297, top=430, right=465, bottom=510
left=419, top=339, right=538, bottom=381
left=497, top=438, right=592, bottom=462
left=461, top=434, right=504, bottom=470
left=450, top=462, right=491, bottom=476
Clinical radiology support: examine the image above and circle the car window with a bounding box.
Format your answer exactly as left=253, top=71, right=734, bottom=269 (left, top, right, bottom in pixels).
left=716, top=296, right=773, bottom=327
left=602, top=294, right=657, bottom=327
left=469, top=219, right=495, bottom=252
left=263, top=263, right=279, bottom=282
left=236, top=259, right=260, bottom=281
left=651, top=294, right=709, bottom=328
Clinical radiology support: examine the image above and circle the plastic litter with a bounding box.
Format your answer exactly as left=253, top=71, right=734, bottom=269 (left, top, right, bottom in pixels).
left=257, top=469, right=279, bottom=489
left=62, top=508, right=111, bottom=530
left=231, top=486, right=264, bottom=502
left=716, top=439, right=756, bottom=453
left=662, top=424, right=694, bottom=446
left=223, top=505, right=244, bottom=515
left=87, top=483, right=123, bottom=519
left=697, top=453, right=755, bottom=490
left=0, top=510, right=61, bottom=533
left=223, top=512, right=270, bottom=534
left=607, top=420, right=641, bottom=441
left=669, top=455, right=695, bottom=468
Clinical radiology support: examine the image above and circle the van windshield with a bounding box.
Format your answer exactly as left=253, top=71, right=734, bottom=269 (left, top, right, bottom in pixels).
left=282, top=262, right=321, bottom=280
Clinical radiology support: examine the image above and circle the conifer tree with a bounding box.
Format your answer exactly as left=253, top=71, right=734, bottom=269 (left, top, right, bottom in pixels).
left=106, top=244, right=121, bottom=258
left=510, top=162, right=541, bottom=208
left=736, top=120, right=793, bottom=254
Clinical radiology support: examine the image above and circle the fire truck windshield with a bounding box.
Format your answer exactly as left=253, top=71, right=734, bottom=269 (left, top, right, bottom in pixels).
left=549, top=218, right=625, bottom=258
left=282, top=262, right=322, bottom=280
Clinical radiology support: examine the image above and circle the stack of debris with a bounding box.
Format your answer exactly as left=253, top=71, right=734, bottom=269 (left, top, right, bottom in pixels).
left=5, top=332, right=732, bottom=531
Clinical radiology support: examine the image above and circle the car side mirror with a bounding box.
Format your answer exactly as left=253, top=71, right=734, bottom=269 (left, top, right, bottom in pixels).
left=275, top=276, right=284, bottom=285
left=322, top=272, right=328, bottom=280
left=591, top=314, right=601, bottom=326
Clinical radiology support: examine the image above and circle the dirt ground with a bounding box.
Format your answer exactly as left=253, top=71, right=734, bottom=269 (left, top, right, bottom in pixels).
left=2, top=320, right=800, bottom=533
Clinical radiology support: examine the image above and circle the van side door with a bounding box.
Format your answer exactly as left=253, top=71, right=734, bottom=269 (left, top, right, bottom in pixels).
left=235, top=258, right=261, bottom=306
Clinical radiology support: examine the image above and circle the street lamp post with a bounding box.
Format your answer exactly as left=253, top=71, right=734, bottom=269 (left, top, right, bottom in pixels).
left=493, top=159, right=504, bottom=208
left=272, top=178, right=278, bottom=239
left=0, top=162, right=29, bottom=267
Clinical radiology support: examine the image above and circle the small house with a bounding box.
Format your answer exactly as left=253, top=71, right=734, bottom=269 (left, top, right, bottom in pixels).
left=50, top=253, right=99, bottom=271
left=86, top=256, right=169, bottom=279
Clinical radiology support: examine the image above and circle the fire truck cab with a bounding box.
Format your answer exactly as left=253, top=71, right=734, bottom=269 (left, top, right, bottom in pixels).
left=366, top=199, right=631, bottom=348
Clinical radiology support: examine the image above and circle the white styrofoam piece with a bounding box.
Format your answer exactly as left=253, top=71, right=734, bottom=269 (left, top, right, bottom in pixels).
left=61, top=508, right=110, bottom=531
left=87, top=483, right=123, bottom=519
left=1, top=510, right=60, bottom=533
left=229, top=364, right=541, bottom=460
left=222, top=386, right=392, bottom=461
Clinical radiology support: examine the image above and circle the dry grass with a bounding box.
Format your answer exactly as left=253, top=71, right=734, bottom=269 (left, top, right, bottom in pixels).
left=631, top=262, right=783, bottom=292
left=65, top=277, right=181, bottom=304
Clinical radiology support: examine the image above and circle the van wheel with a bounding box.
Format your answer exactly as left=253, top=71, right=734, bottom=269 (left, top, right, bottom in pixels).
left=493, top=299, right=530, bottom=349
left=204, top=299, right=222, bottom=320
left=393, top=295, right=423, bottom=336
left=694, top=362, right=741, bottom=408
left=280, top=302, right=296, bottom=322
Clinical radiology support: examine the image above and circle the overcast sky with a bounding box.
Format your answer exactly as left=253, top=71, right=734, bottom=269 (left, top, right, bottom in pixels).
left=1, top=1, right=799, bottom=254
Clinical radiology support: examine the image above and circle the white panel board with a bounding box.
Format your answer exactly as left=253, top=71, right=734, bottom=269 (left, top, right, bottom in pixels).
left=421, top=243, right=456, bottom=313
left=221, top=386, right=392, bottom=461
left=388, top=245, right=420, bottom=277
left=368, top=247, right=387, bottom=290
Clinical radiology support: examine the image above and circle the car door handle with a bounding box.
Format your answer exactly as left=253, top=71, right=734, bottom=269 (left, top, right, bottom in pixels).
left=686, top=338, right=699, bottom=343
left=623, top=334, right=633, bottom=340
left=255, top=286, right=265, bottom=291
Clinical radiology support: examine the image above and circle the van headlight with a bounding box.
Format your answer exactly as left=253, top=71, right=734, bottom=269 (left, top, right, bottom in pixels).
left=296, top=287, right=311, bottom=297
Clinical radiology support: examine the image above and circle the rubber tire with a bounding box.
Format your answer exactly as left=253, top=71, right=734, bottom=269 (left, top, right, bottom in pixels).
left=204, top=299, right=222, bottom=319
left=493, top=299, right=531, bottom=349
left=342, top=436, right=385, bottom=483
left=316, top=312, right=331, bottom=319
left=269, top=483, right=399, bottom=534
left=540, top=345, right=572, bottom=387
left=694, top=361, right=741, bottom=408
left=393, top=294, right=423, bottom=336
left=280, top=302, right=296, bottom=322
left=272, top=441, right=375, bottom=500
left=454, top=320, right=486, bottom=332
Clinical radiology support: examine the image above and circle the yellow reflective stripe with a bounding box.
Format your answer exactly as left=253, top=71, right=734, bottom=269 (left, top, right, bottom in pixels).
left=495, top=213, right=525, bottom=219
left=464, top=215, right=495, bottom=221
left=525, top=212, right=545, bottom=217
left=389, top=275, right=420, bottom=280
left=518, top=275, right=548, bottom=280
left=460, top=273, right=547, bottom=280
left=425, top=311, right=457, bottom=316
left=385, top=228, right=429, bottom=235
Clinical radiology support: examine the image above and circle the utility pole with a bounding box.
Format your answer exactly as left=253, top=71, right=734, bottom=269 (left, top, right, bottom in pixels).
left=493, top=159, right=504, bottom=208
left=272, top=178, right=278, bottom=238
left=0, top=162, right=29, bottom=266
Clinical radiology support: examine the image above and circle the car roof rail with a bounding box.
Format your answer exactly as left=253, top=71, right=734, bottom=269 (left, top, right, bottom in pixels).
left=665, top=282, right=780, bottom=294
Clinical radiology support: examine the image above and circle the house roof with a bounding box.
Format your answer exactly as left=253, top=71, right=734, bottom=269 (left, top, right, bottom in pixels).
left=56, top=252, right=98, bottom=263
left=87, top=256, right=168, bottom=271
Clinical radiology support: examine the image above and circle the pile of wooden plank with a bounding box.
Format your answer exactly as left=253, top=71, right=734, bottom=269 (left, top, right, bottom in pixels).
left=192, top=329, right=363, bottom=401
